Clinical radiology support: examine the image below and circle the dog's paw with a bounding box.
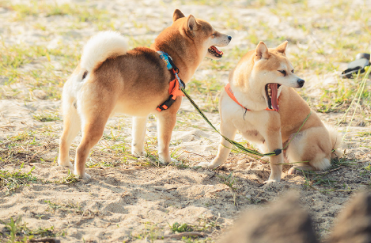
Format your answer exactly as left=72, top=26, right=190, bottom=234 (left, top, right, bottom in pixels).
left=131, top=149, right=146, bottom=158
left=197, top=162, right=218, bottom=169
left=170, top=158, right=180, bottom=164
left=263, top=178, right=280, bottom=185
left=58, top=159, right=73, bottom=169
left=288, top=167, right=305, bottom=175
left=158, top=157, right=179, bottom=165
left=73, top=170, right=91, bottom=180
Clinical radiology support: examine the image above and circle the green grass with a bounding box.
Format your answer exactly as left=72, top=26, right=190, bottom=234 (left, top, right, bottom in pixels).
left=186, top=77, right=223, bottom=113
left=57, top=170, right=79, bottom=184
left=8, top=1, right=108, bottom=22
left=33, top=112, right=60, bottom=122
left=358, top=132, right=371, bottom=137
left=0, top=163, right=37, bottom=195
left=170, top=222, right=193, bottom=233
left=0, top=216, right=58, bottom=243
left=0, top=41, right=81, bottom=100
left=44, top=199, right=82, bottom=215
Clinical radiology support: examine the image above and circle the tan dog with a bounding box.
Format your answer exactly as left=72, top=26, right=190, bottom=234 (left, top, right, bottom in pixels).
left=199, top=41, right=342, bottom=183
left=58, top=9, right=231, bottom=179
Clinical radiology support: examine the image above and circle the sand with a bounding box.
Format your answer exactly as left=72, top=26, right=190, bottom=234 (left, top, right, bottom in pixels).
left=0, top=0, right=370, bottom=242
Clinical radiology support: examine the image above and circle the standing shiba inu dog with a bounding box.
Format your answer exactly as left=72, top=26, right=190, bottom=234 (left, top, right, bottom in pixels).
left=199, top=41, right=342, bottom=183
left=58, top=9, right=231, bottom=179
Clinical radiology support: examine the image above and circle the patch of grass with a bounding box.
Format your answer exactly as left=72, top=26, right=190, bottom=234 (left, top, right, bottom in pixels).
left=44, top=200, right=82, bottom=215
left=8, top=131, right=35, bottom=142
left=300, top=158, right=354, bottom=192
left=8, top=1, right=108, bottom=22
left=360, top=164, right=371, bottom=178
left=316, top=75, right=370, bottom=113
left=0, top=163, right=37, bottom=195
left=217, top=172, right=238, bottom=208
left=196, top=214, right=221, bottom=232
left=181, top=237, right=212, bottom=243
left=33, top=112, right=60, bottom=122
left=129, top=37, right=153, bottom=48
left=358, top=132, right=371, bottom=137
left=170, top=222, right=193, bottom=233
left=57, top=170, right=79, bottom=184
left=217, top=172, right=237, bottom=191
left=0, top=216, right=57, bottom=242
left=44, top=200, right=62, bottom=212
left=166, top=215, right=221, bottom=242
left=186, top=77, right=223, bottom=113
left=134, top=222, right=162, bottom=242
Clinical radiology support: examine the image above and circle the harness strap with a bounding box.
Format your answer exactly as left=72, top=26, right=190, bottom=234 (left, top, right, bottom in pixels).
left=156, top=51, right=185, bottom=112
left=225, top=83, right=278, bottom=112
left=225, top=83, right=250, bottom=111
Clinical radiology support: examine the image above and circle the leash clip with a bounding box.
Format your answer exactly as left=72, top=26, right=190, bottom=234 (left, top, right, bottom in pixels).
left=174, top=72, right=185, bottom=89
left=274, top=149, right=282, bottom=156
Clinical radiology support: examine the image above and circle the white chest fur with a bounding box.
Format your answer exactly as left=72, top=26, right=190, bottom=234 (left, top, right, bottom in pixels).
left=220, top=91, right=275, bottom=146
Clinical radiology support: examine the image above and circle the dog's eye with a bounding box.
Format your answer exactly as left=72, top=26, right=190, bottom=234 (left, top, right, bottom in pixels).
left=278, top=70, right=286, bottom=76
left=291, top=69, right=294, bottom=73
left=212, top=33, right=216, bottom=37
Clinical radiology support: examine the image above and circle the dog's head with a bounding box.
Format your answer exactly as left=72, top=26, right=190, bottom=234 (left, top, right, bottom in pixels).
left=172, top=9, right=231, bottom=60
left=251, top=41, right=305, bottom=111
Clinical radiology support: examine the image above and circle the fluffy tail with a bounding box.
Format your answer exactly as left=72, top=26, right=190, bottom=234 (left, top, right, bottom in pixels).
left=80, top=31, right=129, bottom=72
left=326, top=125, right=343, bottom=159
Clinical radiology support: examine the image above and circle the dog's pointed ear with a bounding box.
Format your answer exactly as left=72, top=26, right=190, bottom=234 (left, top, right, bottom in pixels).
left=255, top=41, right=269, bottom=60
left=276, top=41, right=288, bottom=55
left=187, top=15, right=199, bottom=32
left=173, top=9, right=185, bottom=22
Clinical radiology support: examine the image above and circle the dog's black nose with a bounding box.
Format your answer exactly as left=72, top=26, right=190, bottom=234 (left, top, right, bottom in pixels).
left=297, top=79, right=305, bottom=87
left=228, top=36, right=232, bottom=41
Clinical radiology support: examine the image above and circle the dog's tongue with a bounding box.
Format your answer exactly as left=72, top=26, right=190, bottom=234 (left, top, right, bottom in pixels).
left=211, top=46, right=223, bottom=55
left=271, top=83, right=279, bottom=111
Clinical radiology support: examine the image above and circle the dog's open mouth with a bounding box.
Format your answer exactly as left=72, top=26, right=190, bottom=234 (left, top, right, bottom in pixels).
left=265, top=83, right=281, bottom=111
left=208, top=46, right=223, bottom=58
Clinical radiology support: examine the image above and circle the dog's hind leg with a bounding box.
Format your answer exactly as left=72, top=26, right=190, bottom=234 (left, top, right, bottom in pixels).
left=58, top=89, right=81, bottom=168
left=286, top=127, right=332, bottom=175
left=131, top=116, right=147, bottom=157
left=73, top=84, right=116, bottom=179
left=74, top=114, right=110, bottom=179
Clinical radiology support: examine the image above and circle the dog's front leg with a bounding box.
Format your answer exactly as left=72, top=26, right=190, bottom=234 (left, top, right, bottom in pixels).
left=264, top=119, right=283, bottom=183
left=199, top=120, right=237, bottom=169
left=131, top=116, right=147, bottom=157
left=155, top=98, right=182, bottom=164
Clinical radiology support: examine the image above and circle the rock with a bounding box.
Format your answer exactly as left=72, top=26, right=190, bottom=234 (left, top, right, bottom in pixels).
left=327, top=192, right=371, bottom=243
left=33, top=90, right=48, bottom=100
left=218, top=192, right=318, bottom=243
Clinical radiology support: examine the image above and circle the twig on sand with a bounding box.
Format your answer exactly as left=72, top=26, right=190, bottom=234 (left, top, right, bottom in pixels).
left=28, top=238, right=60, bottom=243
left=158, top=232, right=206, bottom=239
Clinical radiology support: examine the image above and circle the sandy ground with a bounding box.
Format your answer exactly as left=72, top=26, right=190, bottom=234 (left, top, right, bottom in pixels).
left=1, top=0, right=371, bottom=242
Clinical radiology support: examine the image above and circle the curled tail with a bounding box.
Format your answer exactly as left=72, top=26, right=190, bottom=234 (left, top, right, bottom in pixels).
left=326, top=125, right=343, bottom=159
left=80, top=31, right=129, bottom=72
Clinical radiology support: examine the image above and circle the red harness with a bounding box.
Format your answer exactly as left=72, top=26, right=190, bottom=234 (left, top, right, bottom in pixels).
left=224, top=83, right=278, bottom=112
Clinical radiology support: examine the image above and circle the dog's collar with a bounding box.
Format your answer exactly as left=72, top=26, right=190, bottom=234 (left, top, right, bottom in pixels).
left=156, top=51, right=185, bottom=112
left=225, top=83, right=278, bottom=112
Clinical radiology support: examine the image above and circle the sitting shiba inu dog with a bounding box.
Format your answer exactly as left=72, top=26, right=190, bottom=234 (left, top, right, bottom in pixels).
left=199, top=41, right=342, bottom=183
left=58, top=9, right=231, bottom=179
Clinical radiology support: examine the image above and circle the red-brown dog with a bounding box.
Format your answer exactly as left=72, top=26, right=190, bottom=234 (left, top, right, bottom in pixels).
left=58, top=9, right=231, bottom=179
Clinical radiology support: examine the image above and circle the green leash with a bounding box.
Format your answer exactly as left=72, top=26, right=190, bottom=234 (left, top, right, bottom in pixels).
left=180, top=87, right=312, bottom=158
left=181, top=87, right=281, bottom=157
